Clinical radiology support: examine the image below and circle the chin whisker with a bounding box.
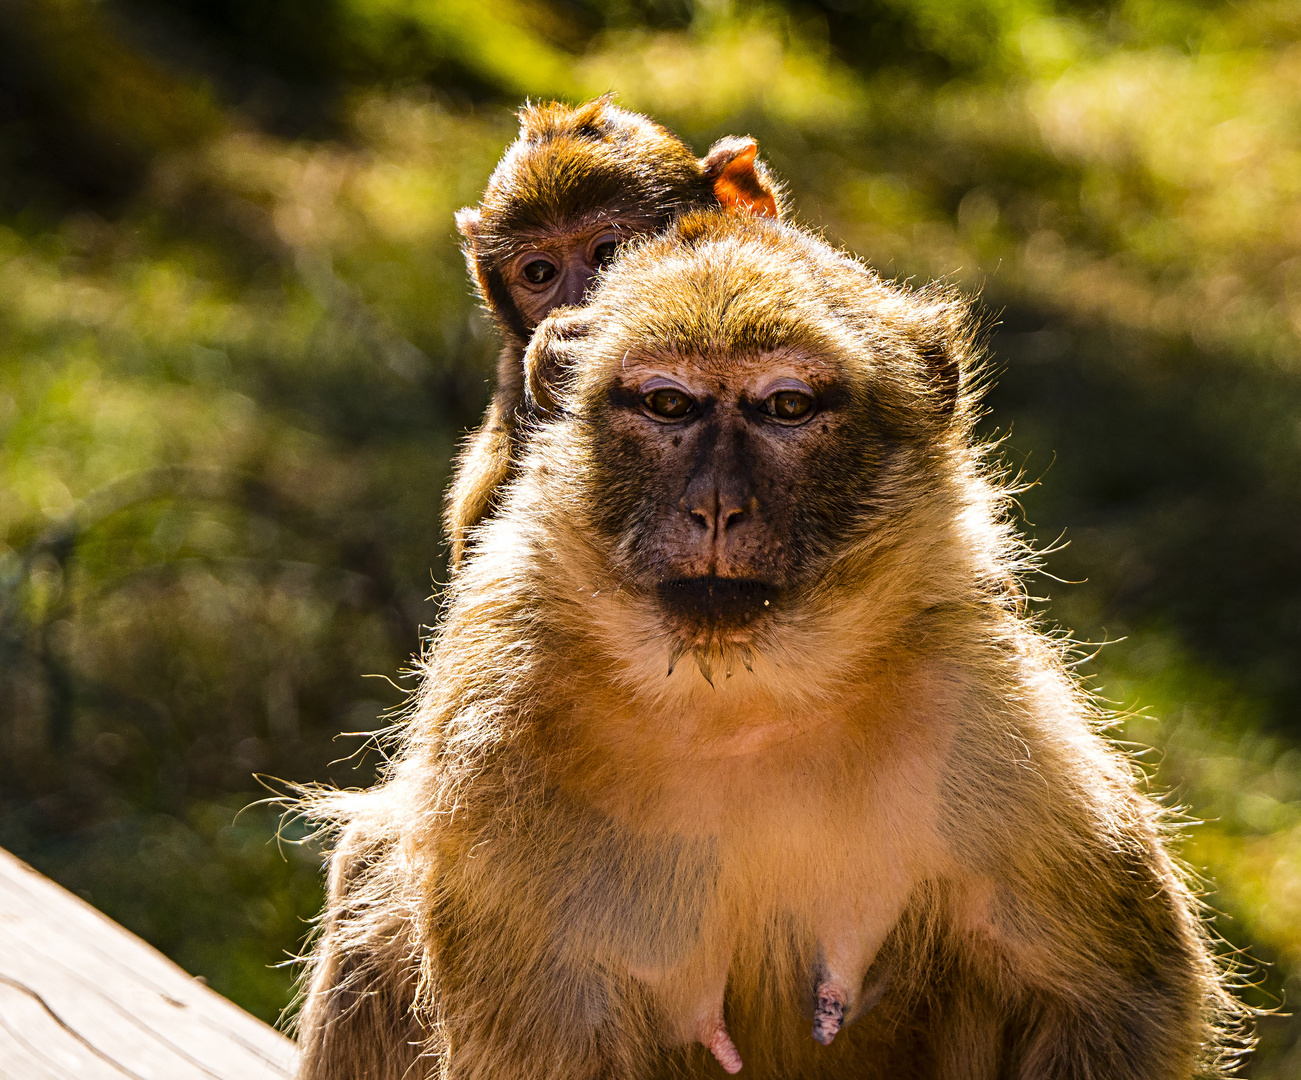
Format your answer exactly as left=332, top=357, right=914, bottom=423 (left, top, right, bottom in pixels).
left=693, top=647, right=715, bottom=687
left=667, top=640, right=689, bottom=677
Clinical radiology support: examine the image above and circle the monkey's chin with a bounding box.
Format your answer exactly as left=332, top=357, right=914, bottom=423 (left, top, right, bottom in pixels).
left=655, top=577, right=777, bottom=636
left=655, top=577, right=777, bottom=681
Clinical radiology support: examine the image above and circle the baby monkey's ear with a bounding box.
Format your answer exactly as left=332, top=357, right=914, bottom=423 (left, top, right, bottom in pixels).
left=525, top=308, right=593, bottom=419
left=700, top=137, right=780, bottom=218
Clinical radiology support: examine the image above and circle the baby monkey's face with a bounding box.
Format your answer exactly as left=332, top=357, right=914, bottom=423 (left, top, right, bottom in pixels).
left=504, top=224, right=631, bottom=328
left=586, top=348, right=868, bottom=647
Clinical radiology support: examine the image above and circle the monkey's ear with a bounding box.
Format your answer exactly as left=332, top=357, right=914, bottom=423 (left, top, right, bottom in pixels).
left=525, top=308, right=592, bottom=419
left=921, top=338, right=962, bottom=421
left=911, top=309, right=970, bottom=422
left=455, top=207, right=482, bottom=241
left=700, top=137, right=780, bottom=218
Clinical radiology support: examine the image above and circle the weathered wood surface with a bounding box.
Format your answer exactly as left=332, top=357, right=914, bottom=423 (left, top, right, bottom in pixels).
left=0, top=846, right=297, bottom=1079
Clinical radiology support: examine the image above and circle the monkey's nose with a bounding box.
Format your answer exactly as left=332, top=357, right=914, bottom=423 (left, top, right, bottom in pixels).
left=681, top=479, right=752, bottom=537
left=563, top=267, right=595, bottom=307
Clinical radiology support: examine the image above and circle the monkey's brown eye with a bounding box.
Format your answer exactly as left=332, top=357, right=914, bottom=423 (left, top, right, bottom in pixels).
left=765, top=390, right=814, bottom=422
left=592, top=240, right=619, bottom=269
left=523, top=258, right=557, bottom=285
left=645, top=388, right=695, bottom=419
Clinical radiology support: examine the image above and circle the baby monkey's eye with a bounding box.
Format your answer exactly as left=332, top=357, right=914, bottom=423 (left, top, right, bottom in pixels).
left=644, top=388, right=695, bottom=420
left=592, top=240, right=619, bottom=269
left=764, top=390, right=815, bottom=422
left=523, top=258, right=557, bottom=285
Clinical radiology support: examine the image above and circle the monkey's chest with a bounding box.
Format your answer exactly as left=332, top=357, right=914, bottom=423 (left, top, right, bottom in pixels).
left=563, top=795, right=896, bottom=955
left=562, top=813, right=919, bottom=1058
left=540, top=738, right=942, bottom=1072
left=613, top=863, right=924, bottom=1080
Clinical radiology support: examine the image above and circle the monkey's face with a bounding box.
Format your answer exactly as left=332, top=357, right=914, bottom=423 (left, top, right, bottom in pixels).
left=588, top=348, right=867, bottom=646
left=524, top=213, right=966, bottom=659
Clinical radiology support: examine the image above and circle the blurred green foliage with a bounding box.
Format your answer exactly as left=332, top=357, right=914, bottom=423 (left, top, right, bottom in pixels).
left=0, top=0, right=1299, bottom=1072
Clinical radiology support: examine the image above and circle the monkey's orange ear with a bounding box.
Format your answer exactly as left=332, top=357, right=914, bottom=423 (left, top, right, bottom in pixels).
left=455, top=207, right=482, bottom=240
left=700, top=137, right=780, bottom=219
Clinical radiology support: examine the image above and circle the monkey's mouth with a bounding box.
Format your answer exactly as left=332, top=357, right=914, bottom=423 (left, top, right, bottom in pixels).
left=655, top=577, right=778, bottom=632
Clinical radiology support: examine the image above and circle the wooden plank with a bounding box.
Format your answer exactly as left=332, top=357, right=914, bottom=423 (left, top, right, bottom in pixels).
left=0, top=847, right=297, bottom=1079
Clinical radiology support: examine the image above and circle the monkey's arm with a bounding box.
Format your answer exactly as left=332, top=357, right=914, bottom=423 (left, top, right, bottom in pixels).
left=996, top=825, right=1226, bottom=1080
left=429, top=854, right=657, bottom=1080
left=940, top=708, right=1235, bottom=1080
left=426, top=779, right=726, bottom=1080
left=295, top=817, right=430, bottom=1080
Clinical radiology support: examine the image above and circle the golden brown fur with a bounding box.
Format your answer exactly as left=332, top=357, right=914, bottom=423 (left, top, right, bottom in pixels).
left=446, top=98, right=782, bottom=567
left=297, top=211, right=1247, bottom=1079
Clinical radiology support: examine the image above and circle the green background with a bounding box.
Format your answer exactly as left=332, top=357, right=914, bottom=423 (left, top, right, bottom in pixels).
left=0, top=0, right=1298, bottom=1072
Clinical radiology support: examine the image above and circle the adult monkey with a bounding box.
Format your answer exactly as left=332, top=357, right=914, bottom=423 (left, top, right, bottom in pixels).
left=296, top=211, right=1246, bottom=1079
left=446, top=96, right=782, bottom=567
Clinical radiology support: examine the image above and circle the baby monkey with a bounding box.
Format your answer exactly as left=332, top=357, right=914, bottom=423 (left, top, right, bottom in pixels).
left=446, top=97, right=782, bottom=565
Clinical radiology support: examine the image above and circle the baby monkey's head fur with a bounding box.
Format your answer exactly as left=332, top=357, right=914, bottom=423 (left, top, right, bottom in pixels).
left=471, top=211, right=1012, bottom=703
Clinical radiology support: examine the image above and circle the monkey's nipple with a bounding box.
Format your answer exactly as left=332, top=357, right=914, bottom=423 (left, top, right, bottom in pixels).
left=811, top=979, right=847, bottom=1046
left=700, top=1014, right=742, bottom=1074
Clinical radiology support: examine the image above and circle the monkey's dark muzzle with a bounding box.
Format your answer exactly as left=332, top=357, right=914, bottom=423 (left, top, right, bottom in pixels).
left=655, top=577, right=778, bottom=629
